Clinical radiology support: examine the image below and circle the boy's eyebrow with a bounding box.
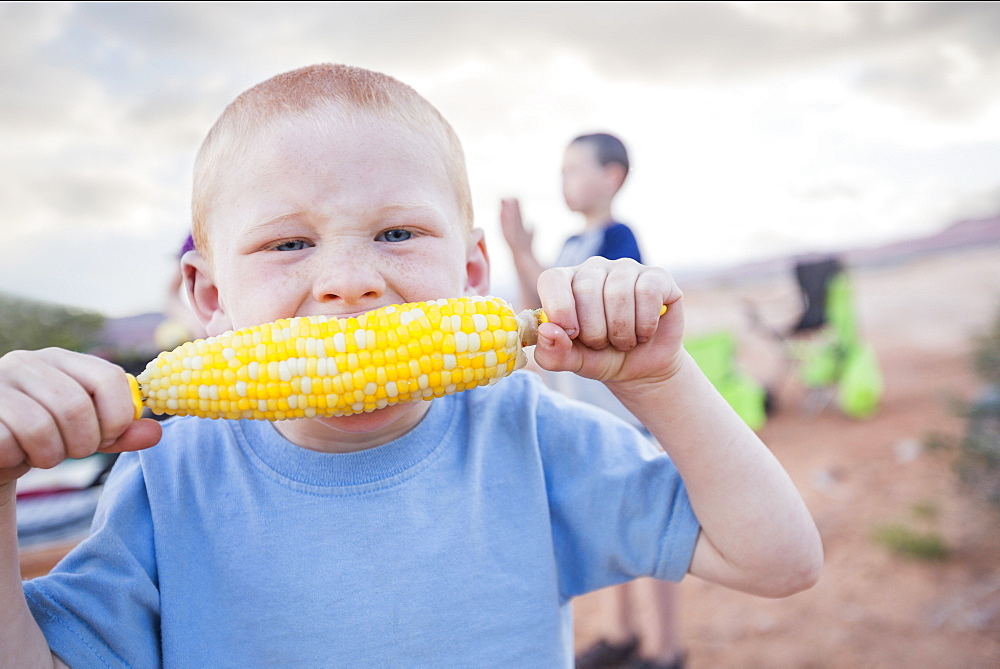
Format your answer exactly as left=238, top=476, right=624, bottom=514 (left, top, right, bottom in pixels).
left=245, top=213, right=300, bottom=234
left=242, top=201, right=452, bottom=236
left=374, top=200, right=448, bottom=217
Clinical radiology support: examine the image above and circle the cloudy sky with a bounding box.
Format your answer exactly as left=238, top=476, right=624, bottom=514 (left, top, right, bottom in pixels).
left=3, top=1, right=1000, bottom=317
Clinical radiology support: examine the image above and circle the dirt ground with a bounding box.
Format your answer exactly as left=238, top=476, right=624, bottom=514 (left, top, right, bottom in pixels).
left=572, top=245, right=1000, bottom=668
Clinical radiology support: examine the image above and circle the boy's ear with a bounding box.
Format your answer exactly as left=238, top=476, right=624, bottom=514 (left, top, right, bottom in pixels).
left=180, top=250, right=231, bottom=336
left=464, top=227, right=491, bottom=296
left=604, top=162, right=627, bottom=195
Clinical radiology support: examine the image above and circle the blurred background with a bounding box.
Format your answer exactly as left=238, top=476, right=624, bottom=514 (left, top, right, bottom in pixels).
left=3, top=2, right=999, bottom=666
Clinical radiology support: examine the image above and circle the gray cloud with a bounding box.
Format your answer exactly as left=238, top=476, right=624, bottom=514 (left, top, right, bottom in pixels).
left=52, top=3, right=1000, bottom=77
left=16, top=2, right=1000, bottom=130
left=3, top=1, right=1000, bottom=316
left=5, top=170, right=149, bottom=228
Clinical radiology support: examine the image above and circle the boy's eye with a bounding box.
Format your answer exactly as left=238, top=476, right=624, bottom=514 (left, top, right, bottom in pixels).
left=272, top=239, right=312, bottom=252
left=377, top=229, right=413, bottom=243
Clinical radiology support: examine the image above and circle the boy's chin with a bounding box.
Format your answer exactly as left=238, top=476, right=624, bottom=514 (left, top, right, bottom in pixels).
left=275, top=400, right=432, bottom=450
left=313, top=406, right=416, bottom=433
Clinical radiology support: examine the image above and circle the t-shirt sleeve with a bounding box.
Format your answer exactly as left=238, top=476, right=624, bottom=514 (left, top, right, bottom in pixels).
left=595, top=223, right=643, bottom=263
left=535, top=386, right=700, bottom=599
left=22, top=452, right=161, bottom=668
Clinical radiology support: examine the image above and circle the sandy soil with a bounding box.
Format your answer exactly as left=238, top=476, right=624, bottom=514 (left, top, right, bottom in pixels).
left=573, top=245, right=1000, bottom=668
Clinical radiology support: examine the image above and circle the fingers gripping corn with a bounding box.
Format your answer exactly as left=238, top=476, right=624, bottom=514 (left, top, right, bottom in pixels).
left=130, top=296, right=532, bottom=420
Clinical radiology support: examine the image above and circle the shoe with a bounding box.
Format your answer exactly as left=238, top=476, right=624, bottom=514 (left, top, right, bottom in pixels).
left=622, top=650, right=686, bottom=669
left=575, top=636, right=641, bottom=668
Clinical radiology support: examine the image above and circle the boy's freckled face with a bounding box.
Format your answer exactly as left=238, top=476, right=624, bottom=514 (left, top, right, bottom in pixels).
left=203, top=114, right=477, bottom=334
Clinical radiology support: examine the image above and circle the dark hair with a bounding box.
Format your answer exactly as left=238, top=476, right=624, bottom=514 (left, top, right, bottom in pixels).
left=571, top=132, right=629, bottom=177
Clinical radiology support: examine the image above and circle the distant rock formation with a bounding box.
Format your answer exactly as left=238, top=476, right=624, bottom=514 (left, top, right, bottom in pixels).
left=683, top=214, right=1000, bottom=287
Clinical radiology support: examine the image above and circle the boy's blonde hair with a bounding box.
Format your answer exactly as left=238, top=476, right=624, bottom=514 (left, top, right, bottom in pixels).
left=191, top=64, right=474, bottom=256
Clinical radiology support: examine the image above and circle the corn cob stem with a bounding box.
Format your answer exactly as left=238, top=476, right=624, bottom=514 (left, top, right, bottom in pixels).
left=127, top=297, right=667, bottom=421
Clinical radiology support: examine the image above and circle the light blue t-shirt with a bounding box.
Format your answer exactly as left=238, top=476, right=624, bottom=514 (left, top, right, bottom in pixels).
left=23, top=371, right=699, bottom=668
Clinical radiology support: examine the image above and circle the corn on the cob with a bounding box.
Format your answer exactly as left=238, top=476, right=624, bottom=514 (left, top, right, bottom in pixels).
left=129, top=296, right=532, bottom=420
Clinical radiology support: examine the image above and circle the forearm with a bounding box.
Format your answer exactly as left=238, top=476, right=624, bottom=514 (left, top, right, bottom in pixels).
left=0, top=483, right=63, bottom=668
left=609, top=352, right=823, bottom=596
left=510, top=250, right=546, bottom=309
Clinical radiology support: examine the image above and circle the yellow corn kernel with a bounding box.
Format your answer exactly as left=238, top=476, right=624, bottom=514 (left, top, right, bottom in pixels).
left=131, top=296, right=528, bottom=420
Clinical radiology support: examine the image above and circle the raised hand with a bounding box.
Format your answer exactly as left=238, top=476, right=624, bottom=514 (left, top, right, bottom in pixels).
left=531, top=256, right=685, bottom=388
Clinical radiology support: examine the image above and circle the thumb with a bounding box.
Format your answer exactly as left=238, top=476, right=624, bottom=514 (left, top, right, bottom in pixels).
left=0, top=462, right=31, bottom=486
left=98, top=418, right=162, bottom=454
left=531, top=322, right=584, bottom=373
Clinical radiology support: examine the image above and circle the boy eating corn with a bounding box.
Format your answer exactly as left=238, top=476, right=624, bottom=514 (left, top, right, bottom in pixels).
left=0, top=64, right=822, bottom=667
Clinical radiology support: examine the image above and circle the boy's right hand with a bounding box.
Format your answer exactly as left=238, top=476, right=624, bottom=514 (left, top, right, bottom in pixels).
left=0, top=348, right=162, bottom=485
left=499, top=198, right=533, bottom=255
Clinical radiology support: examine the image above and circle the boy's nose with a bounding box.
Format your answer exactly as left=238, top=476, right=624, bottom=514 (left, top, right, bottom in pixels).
left=310, top=251, right=387, bottom=306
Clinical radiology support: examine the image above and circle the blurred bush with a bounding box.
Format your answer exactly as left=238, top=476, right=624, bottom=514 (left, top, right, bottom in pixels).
left=957, top=305, right=1000, bottom=509
left=871, top=522, right=949, bottom=562
left=0, top=293, right=105, bottom=356
left=972, top=307, right=1000, bottom=385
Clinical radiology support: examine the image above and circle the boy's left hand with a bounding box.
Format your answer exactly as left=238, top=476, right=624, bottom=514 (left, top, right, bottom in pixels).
left=532, top=257, right=685, bottom=390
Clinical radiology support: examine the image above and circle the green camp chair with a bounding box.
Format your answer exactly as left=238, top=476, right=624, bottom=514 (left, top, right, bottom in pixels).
left=786, top=258, right=884, bottom=419
left=685, top=330, right=768, bottom=431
